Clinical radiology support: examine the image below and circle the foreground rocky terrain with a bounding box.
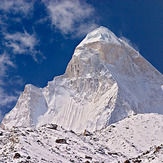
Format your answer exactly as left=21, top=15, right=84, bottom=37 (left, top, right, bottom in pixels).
left=0, top=113, right=163, bottom=163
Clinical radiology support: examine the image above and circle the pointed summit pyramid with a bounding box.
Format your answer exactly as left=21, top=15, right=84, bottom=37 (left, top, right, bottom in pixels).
left=1, top=27, right=163, bottom=132
left=78, top=26, right=121, bottom=46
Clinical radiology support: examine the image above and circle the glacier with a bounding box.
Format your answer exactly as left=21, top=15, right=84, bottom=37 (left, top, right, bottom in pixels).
left=1, top=26, right=163, bottom=132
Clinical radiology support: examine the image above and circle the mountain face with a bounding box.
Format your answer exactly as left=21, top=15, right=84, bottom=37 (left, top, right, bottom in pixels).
left=1, top=26, right=163, bottom=132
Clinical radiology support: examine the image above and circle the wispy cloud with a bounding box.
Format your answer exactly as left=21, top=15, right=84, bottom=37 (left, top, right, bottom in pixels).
left=0, top=0, right=35, bottom=42
left=0, top=53, right=18, bottom=108
left=0, top=110, right=4, bottom=123
left=75, top=23, right=98, bottom=38
left=0, top=0, right=42, bottom=62
left=0, top=53, right=15, bottom=85
left=120, top=36, right=139, bottom=51
left=4, top=31, right=37, bottom=53
left=0, top=88, right=18, bottom=106
left=4, top=31, right=44, bottom=62
left=0, top=0, right=33, bottom=16
left=44, top=0, right=98, bottom=37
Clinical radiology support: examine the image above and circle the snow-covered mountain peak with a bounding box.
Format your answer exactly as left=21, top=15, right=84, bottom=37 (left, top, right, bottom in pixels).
left=78, top=26, right=121, bottom=47
left=1, top=27, right=163, bottom=133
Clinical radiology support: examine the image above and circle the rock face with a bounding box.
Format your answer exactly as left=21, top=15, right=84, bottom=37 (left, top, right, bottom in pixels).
left=1, top=26, right=163, bottom=132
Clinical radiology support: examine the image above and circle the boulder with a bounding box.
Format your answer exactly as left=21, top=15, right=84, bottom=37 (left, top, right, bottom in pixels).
left=13, top=153, right=21, bottom=159
left=56, top=139, right=67, bottom=144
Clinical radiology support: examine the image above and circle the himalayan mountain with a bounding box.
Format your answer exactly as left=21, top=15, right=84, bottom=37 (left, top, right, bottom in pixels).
left=0, top=26, right=163, bottom=163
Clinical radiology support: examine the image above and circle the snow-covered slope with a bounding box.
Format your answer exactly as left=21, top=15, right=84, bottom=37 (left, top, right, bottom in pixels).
left=0, top=113, right=163, bottom=163
left=1, top=26, right=163, bottom=132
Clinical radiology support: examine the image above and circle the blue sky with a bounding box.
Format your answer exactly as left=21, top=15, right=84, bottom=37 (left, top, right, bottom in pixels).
left=0, top=0, right=163, bottom=121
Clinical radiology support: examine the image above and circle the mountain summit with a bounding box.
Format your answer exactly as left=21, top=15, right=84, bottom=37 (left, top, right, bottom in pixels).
left=1, top=26, right=163, bottom=132
left=78, top=26, right=121, bottom=46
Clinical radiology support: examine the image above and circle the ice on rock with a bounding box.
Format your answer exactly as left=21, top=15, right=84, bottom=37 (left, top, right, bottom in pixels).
left=1, top=26, right=163, bottom=132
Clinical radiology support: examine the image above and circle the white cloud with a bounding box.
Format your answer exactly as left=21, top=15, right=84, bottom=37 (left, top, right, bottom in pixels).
left=0, top=1, right=42, bottom=62
left=0, top=53, right=18, bottom=108
left=0, top=110, right=4, bottom=122
left=120, top=36, right=139, bottom=51
left=0, top=53, right=15, bottom=84
left=44, top=0, right=98, bottom=37
left=75, top=23, right=98, bottom=38
left=5, top=31, right=37, bottom=53
left=0, top=0, right=33, bottom=15
left=0, top=88, right=18, bottom=106
left=4, top=31, right=44, bottom=62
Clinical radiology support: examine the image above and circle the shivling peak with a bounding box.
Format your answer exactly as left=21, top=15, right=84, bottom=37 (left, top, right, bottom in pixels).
left=1, top=27, right=163, bottom=132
